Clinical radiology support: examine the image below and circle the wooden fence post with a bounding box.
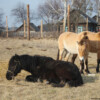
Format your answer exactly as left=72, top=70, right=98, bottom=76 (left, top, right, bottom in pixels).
left=63, top=19, right=65, bottom=32
left=6, top=16, right=8, bottom=38
left=24, top=20, right=26, bottom=38
left=27, top=4, right=30, bottom=40
left=40, top=20, right=43, bottom=38
left=57, top=23, right=59, bottom=33
left=67, top=5, right=70, bottom=32
left=63, top=1, right=67, bottom=32
left=86, top=18, right=88, bottom=31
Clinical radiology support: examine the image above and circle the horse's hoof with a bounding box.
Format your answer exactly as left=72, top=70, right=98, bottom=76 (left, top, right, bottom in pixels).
left=39, top=79, right=43, bottom=83
left=45, top=81, right=50, bottom=84
left=80, top=70, right=84, bottom=74
left=85, top=69, right=90, bottom=74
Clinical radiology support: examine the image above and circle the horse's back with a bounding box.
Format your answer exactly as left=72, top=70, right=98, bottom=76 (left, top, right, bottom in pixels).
left=58, top=32, right=77, bottom=40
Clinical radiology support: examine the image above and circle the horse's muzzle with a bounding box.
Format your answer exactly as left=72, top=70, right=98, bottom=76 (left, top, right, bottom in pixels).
left=6, top=72, right=13, bottom=80
left=79, top=57, right=84, bottom=61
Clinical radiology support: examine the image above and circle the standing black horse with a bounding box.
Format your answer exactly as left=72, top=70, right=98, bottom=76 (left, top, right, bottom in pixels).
left=6, top=54, right=83, bottom=87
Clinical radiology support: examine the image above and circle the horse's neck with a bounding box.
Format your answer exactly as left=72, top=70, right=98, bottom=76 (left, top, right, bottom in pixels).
left=21, top=60, right=33, bottom=73
left=23, top=65, right=31, bottom=73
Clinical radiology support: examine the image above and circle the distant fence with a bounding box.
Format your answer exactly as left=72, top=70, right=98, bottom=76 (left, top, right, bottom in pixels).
left=0, top=31, right=61, bottom=39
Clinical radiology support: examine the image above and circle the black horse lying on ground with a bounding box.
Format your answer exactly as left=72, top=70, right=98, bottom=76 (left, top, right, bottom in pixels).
left=6, top=54, right=83, bottom=87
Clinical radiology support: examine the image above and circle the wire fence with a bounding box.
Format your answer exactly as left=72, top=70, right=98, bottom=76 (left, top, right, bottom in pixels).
left=0, top=31, right=61, bottom=39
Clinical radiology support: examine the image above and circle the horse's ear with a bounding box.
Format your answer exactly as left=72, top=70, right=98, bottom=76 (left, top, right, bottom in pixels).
left=84, top=36, right=88, bottom=40
left=15, top=54, right=19, bottom=56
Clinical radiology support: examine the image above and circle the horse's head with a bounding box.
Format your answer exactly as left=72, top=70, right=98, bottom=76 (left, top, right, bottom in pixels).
left=6, top=54, right=22, bottom=80
left=76, top=34, right=90, bottom=61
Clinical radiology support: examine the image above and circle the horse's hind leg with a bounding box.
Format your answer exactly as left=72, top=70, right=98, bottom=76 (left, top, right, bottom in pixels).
left=96, top=59, right=100, bottom=73
left=59, top=48, right=64, bottom=60
left=71, top=54, right=77, bottom=63
left=64, top=52, right=71, bottom=61
left=96, top=53, right=100, bottom=73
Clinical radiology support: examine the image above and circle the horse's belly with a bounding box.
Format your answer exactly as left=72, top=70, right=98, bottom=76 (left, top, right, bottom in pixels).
left=63, top=41, right=78, bottom=54
left=67, top=48, right=78, bottom=54
left=90, top=42, right=99, bottom=53
left=90, top=48, right=99, bottom=53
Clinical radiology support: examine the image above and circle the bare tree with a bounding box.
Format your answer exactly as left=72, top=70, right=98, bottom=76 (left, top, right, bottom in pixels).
left=63, top=0, right=93, bottom=32
left=94, top=0, right=100, bottom=22
left=38, top=0, right=93, bottom=32
left=38, top=0, right=63, bottom=23
left=94, top=0, right=100, bottom=13
left=11, top=2, right=36, bottom=24
left=38, top=0, right=64, bottom=31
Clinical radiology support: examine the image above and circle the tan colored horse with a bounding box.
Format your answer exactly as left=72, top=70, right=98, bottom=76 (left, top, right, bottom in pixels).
left=76, top=31, right=100, bottom=73
left=57, top=32, right=79, bottom=60
left=57, top=32, right=88, bottom=73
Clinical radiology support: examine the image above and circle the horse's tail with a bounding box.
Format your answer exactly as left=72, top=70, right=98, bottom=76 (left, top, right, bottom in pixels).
left=68, top=74, right=83, bottom=87
left=57, top=49, right=59, bottom=60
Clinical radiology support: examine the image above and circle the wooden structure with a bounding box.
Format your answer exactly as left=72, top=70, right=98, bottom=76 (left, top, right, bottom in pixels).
left=40, top=20, right=43, bottom=38
left=63, top=1, right=67, bottom=32
left=24, top=20, right=26, bottom=38
left=93, top=16, right=100, bottom=32
left=86, top=18, right=88, bottom=31
left=6, top=16, right=8, bottom=37
left=67, top=5, right=70, bottom=32
left=60, top=10, right=97, bottom=33
left=16, top=23, right=39, bottom=33
left=27, top=4, right=30, bottom=40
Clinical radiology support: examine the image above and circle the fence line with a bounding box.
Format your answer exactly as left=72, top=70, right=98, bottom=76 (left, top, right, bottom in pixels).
left=0, top=31, right=61, bottom=39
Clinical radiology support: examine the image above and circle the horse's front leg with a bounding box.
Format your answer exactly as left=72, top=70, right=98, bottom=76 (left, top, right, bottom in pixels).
left=80, top=60, right=84, bottom=74
left=71, top=54, right=77, bottom=63
left=84, top=59, right=90, bottom=73
left=96, top=52, right=100, bottom=73
left=25, top=75, right=38, bottom=82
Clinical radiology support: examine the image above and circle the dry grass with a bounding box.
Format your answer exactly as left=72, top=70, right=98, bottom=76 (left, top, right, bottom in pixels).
left=0, top=38, right=100, bottom=100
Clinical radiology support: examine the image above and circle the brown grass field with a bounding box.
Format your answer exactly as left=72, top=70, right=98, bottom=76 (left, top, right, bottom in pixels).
left=0, top=38, right=100, bottom=100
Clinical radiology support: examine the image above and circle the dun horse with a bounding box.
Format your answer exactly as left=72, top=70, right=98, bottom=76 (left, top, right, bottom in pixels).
left=57, top=32, right=89, bottom=73
left=76, top=31, right=100, bottom=73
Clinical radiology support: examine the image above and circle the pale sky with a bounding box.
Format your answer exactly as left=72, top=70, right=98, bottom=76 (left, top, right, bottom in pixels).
left=0, top=0, right=45, bottom=27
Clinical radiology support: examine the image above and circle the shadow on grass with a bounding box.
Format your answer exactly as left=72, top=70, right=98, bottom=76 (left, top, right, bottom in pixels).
left=88, top=65, right=100, bottom=73
left=89, top=66, right=96, bottom=69
left=82, top=74, right=99, bottom=84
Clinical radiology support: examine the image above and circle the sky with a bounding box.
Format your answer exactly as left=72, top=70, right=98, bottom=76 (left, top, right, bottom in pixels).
left=0, top=0, right=45, bottom=27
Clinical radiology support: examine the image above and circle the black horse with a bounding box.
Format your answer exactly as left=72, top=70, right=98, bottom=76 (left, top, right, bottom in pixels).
left=6, top=54, right=54, bottom=82
left=37, top=60, right=83, bottom=87
left=6, top=54, right=83, bottom=87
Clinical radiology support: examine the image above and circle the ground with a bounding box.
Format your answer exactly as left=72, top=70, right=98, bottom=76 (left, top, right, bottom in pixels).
left=0, top=38, right=100, bottom=100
